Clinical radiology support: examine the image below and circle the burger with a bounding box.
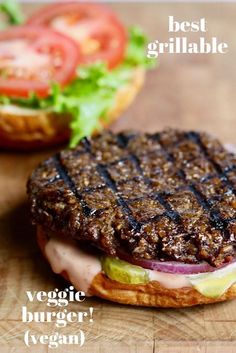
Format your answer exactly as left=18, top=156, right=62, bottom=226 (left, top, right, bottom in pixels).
left=0, top=2, right=152, bottom=149
left=27, top=129, right=236, bottom=307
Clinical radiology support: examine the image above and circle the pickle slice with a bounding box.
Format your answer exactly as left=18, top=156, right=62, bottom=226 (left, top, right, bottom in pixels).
left=102, top=256, right=149, bottom=284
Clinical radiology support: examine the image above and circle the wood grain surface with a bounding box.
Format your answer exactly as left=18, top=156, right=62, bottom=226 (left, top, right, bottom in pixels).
left=0, top=2, right=236, bottom=352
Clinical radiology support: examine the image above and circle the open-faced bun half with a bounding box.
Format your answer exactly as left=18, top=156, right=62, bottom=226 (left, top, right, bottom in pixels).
left=0, top=68, right=144, bottom=150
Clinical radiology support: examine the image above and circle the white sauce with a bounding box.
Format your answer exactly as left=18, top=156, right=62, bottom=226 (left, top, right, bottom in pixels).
left=44, top=236, right=236, bottom=294
left=45, top=236, right=192, bottom=291
left=0, top=104, right=50, bottom=116
left=45, top=237, right=101, bottom=295
left=149, top=270, right=191, bottom=289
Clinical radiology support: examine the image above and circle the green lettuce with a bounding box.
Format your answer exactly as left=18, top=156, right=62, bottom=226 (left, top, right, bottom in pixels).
left=0, top=0, right=24, bottom=27
left=0, top=27, right=156, bottom=147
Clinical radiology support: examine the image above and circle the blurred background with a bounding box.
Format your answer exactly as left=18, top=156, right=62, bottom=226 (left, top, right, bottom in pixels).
left=109, top=2, right=236, bottom=143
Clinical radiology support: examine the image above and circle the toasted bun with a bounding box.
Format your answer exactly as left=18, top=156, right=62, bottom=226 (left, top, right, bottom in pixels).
left=0, top=67, right=145, bottom=150
left=91, top=272, right=236, bottom=308
left=37, top=227, right=236, bottom=308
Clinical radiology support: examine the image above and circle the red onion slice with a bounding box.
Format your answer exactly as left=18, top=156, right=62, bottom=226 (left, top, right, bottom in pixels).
left=117, top=249, right=235, bottom=275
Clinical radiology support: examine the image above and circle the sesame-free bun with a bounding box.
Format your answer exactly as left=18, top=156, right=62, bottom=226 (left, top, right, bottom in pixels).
left=0, top=67, right=145, bottom=150
left=37, top=227, right=236, bottom=308
left=91, top=272, right=236, bottom=308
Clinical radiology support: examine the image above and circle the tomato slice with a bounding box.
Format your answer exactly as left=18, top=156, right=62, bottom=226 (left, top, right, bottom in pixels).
left=0, top=25, right=81, bottom=98
left=27, top=3, right=127, bottom=69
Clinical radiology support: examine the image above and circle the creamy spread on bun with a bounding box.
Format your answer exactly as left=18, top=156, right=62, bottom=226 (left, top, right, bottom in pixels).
left=43, top=232, right=236, bottom=299
left=45, top=236, right=101, bottom=295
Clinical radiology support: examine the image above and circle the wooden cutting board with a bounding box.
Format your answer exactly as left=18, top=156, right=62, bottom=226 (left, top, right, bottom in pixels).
left=0, top=3, right=236, bottom=352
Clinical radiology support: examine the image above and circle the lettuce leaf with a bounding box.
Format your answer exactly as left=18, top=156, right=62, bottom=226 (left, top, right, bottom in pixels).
left=0, top=0, right=24, bottom=27
left=125, top=27, right=155, bottom=68
left=0, top=27, right=156, bottom=147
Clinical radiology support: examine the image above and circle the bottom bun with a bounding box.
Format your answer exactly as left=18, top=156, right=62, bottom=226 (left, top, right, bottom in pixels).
left=91, top=273, right=236, bottom=308
left=0, top=67, right=145, bottom=150
left=37, top=227, right=236, bottom=308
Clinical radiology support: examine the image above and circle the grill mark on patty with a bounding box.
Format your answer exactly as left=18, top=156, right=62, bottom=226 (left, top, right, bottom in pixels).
left=154, top=132, right=231, bottom=235
left=152, top=133, right=214, bottom=223
left=96, top=164, right=141, bottom=231
left=74, top=165, right=236, bottom=200
left=27, top=129, right=236, bottom=266
left=117, top=132, right=182, bottom=224
left=53, top=153, right=92, bottom=217
left=188, top=184, right=229, bottom=232
left=82, top=136, right=141, bottom=232
left=186, top=131, right=236, bottom=196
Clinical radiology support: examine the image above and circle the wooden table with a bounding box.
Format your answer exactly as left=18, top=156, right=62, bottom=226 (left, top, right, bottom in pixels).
left=0, top=3, right=236, bottom=352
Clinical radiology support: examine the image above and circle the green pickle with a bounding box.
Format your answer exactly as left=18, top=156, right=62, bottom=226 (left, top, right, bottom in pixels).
left=102, top=256, right=236, bottom=297
left=102, top=256, right=149, bottom=284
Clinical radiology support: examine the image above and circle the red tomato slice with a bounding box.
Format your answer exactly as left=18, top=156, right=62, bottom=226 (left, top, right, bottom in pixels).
left=27, top=3, right=127, bottom=69
left=0, top=25, right=81, bottom=98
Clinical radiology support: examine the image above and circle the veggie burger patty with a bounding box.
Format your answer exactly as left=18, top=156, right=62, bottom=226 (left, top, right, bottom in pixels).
left=27, top=129, right=236, bottom=268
